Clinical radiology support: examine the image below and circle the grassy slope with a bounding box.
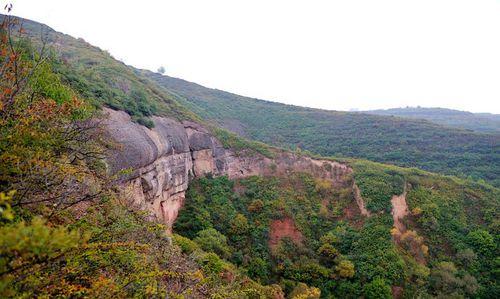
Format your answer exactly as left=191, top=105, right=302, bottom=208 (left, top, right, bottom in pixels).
left=11, top=15, right=198, bottom=125
left=144, top=71, right=500, bottom=187
left=364, top=107, right=500, bottom=134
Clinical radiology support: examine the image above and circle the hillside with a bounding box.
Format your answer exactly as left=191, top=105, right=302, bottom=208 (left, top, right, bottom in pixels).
left=13, top=15, right=197, bottom=126
left=177, top=162, right=499, bottom=298
left=10, top=15, right=500, bottom=187
left=364, top=107, right=500, bottom=133
left=143, top=72, right=500, bottom=187
left=1, top=13, right=499, bottom=298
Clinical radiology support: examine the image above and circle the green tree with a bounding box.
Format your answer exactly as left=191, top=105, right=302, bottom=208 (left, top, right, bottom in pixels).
left=317, top=243, right=339, bottom=265
left=363, top=278, right=392, bottom=299
left=467, top=229, right=495, bottom=256
left=429, top=262, right=469, bottom=296
left=230, top=213, right=249, bottom=235
left=289, top=282, right=321, bottom=299
left=247, top=257, right=270, bottom=282
left=194, top=228, right=232, bottom=258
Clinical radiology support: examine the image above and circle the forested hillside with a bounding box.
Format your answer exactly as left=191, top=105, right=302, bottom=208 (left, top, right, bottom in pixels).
left=364, top=107, right=500, bottom=133
left=144, top=72, right=500, bottom=187
left=176, top=161, right=499, bottom=298
left=1, top=13, right=499, bottom=299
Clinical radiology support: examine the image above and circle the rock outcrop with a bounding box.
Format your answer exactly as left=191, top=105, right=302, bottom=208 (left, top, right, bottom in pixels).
left=104, top=108, right=358, bottom=232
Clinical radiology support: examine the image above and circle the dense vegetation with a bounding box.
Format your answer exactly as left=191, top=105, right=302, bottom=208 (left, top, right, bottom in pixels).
left=145, top=72, right=500, bottom=187
left=175, top=162, right=499, bottom=298
left=364, top=107, right=500, bottom=134
left=0, top=16, right=278, bottom=297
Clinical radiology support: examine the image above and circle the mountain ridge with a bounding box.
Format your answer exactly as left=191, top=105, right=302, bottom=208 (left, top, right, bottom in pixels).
left=8, top=15, right=498, bottom=186
left=140, top=70, right=500, bottom=132
left=363, top=107, right=500, bottom=133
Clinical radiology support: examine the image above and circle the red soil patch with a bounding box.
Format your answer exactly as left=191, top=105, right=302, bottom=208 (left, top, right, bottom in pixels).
left=390, top=187, right=428, bottom=265
left=268, top=218, right=303, bottom=250
left=392, top=286, right=404, bottom=299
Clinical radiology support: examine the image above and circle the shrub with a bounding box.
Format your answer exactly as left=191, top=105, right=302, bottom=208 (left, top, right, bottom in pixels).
left=173, top=234, right=200, bottom=254
left=363, top=278, right=392, bottom=299
left=194, top=228, right=232, bottom=258
left=467, top=229, right=495, bottom=256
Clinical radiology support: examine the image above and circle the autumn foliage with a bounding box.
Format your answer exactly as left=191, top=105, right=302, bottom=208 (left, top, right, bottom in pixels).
left=0, top=14, right=106, bottom=215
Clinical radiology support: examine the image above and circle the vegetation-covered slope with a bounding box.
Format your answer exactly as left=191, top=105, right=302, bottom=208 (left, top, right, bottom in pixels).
left=11, top=15, right=197, bottom=127
left=364, top=107, right=500, bottom=134
left=175, top=162, right=499, bottom=298
left=13, top=15, right=500, bottom=186
left=144, top=72, right=500, bottom=187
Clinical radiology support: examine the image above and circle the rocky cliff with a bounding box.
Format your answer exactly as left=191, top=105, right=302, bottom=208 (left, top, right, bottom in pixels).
left=104, top=108, right=356, bottom=232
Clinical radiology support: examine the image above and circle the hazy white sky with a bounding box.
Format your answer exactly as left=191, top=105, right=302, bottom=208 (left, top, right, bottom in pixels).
left=10, top=0, right=500, bottom=113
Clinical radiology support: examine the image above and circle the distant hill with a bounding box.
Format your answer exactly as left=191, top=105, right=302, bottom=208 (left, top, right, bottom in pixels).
left=364, top=107, right=500, bottom=133
left=143, top=72, right=500, bottom=186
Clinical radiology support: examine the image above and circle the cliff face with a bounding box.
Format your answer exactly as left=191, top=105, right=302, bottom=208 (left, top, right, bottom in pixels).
left=104, top=108, right=354, bottom=232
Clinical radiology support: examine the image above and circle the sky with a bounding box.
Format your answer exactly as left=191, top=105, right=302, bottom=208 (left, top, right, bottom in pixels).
left=9, top=0, right=500, bottom=113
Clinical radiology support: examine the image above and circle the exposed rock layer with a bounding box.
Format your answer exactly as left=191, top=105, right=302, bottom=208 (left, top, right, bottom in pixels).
left=104, top=108, right=360, bottom=232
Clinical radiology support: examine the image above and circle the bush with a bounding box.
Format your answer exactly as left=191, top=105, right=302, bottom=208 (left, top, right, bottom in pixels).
left=467, top=229, right=495, bottom=256
left=135, top=116, right=155, bottom=128
left=194, top=228, right=232, bottom=258
left=173, top=234, right=199, bottom=254
left=363, top=278, right=392, bottom=299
